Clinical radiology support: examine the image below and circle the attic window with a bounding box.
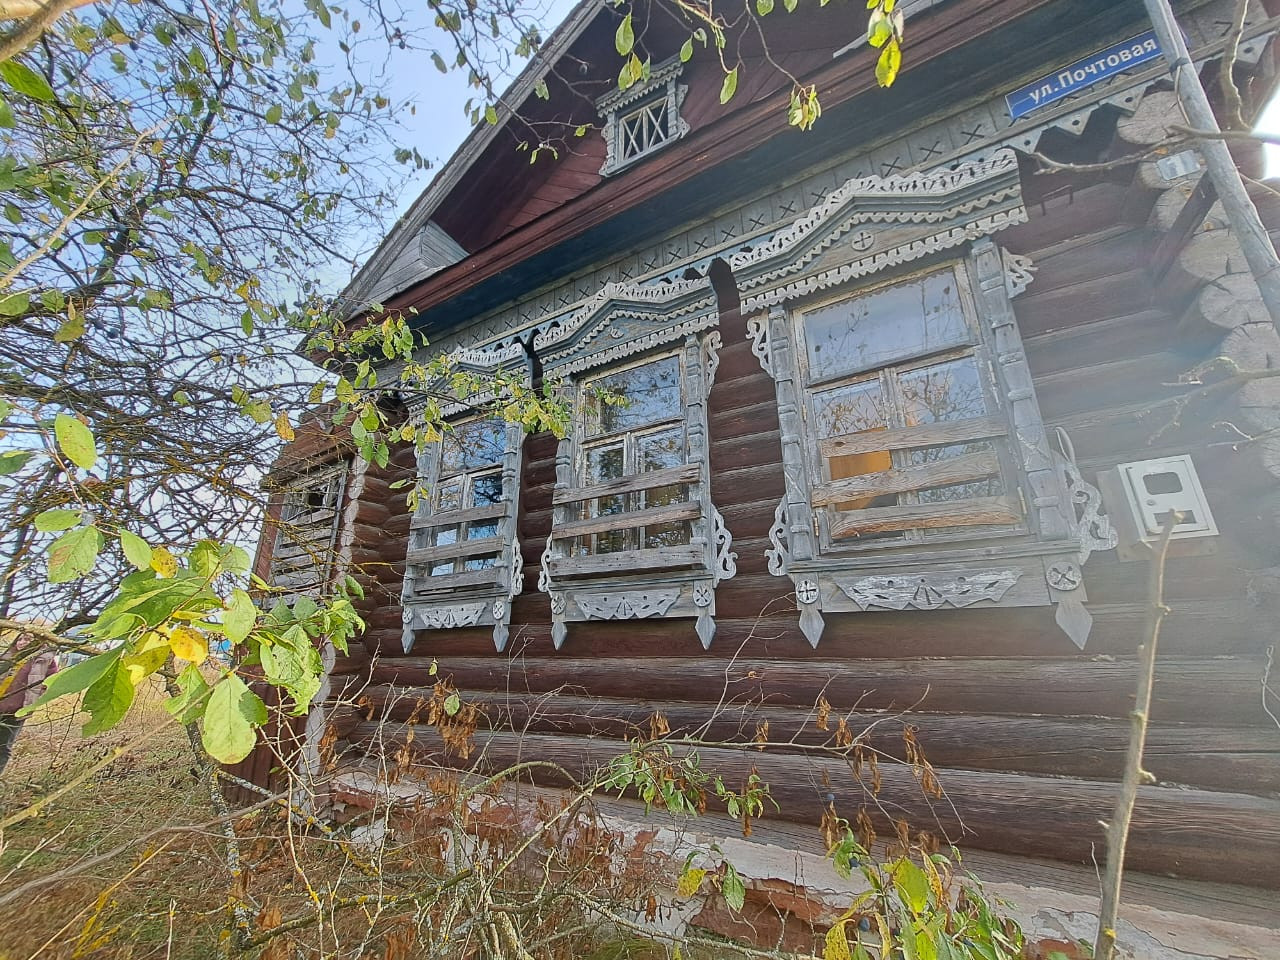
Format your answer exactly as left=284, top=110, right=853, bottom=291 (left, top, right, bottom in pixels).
left=597, top=57, right=689, bottom=176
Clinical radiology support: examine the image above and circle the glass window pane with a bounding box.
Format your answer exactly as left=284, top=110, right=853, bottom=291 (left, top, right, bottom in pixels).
left=812, top=377, right=898, bottom=523
left=644, top=522, right=689, bottom=548
left=464, top=556, right=496, bottom=571
left=467, top=520, right=498, bottom=540
left=638, top=426, right=685, bottom=472
left=436, top=479, right=463, bottom=512
left=586, top=443, right=625, bottom=483
left=803, top=269, right=968, bottom=381
left=430, top=561, right=454, bottom=576
left=595, top=529, right=629, bottom=554
left=470, top=473, right=503, bottom=506
left=585, top=356, right=682, bottom=436
left=441, top=419, right=506, bottom=476
left=899, top=356, right=988, bottom=427
left=434, top=525, right=458, bottom=547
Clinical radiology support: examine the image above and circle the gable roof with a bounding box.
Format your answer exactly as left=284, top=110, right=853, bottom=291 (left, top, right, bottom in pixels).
left=339, top=0, right=604, bottom=314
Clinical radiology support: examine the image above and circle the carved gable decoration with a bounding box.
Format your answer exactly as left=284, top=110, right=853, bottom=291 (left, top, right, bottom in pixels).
left=728, top=152, right=1027, bottom=313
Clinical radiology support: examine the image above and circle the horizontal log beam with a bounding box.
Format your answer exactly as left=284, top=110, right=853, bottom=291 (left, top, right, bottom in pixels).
left=551, top=501, right=701, bottom=539
left=819, top=416, right=1006, bottom=460
left=827, top=495, right=1021, bottom=538
left=356, top=688, right=1280, bottom=793
left=347, top=727, right=1280, bottom=888
left=812, top=450, right=1000, bottom=506
left=370, top=655, right=1271, bottom=725
left=553, top=464, right=700, bottom=507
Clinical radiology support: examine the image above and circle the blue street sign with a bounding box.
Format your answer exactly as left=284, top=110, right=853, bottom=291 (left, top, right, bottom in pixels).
left=1006, top=31, right=1165, bottom=121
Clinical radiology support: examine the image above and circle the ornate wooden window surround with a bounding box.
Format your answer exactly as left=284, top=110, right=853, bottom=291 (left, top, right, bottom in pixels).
left=539, top=335, right=735, bottom=650
left=400, top=346, right=530, bottom=653
left=596, top=57, right=690, bottom=177
left=735, top=155, right=1115, bottom=648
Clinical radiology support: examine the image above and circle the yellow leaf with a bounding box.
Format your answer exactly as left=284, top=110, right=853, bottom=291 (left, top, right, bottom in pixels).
left=124, top=631, right=170, bottom=685
left=274, top=410, right=295, bottom=442
left=168, top=626, right=208, bottom=663
left=825, top=922, right=851, bottom=960
left=676, top=867, right=707, bottom=898
left=150, top=546, right=178, bottom=578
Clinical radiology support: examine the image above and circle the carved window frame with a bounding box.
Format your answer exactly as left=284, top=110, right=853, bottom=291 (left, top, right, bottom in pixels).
left=597, top=57, right=690, bottom=177
left=539, top=332, right=734, bottom=650
left=756, top=236, right=1114, bottom=649
left=401, top=415, right=525, bottom=653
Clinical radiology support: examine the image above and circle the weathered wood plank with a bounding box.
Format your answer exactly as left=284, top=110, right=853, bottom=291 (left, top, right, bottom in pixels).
left=552, top=463, right=701, bottom=506
left=551, top=501, right=701, bottom=539
left=409, top=502, right=506, bottom=530
left=406, top=536, right=504, bottom=565
left=547, top=544, right=704, bottom=578
left=812, top=451, right=1000, bottom=506
left=407, top=567, right=501, bottom=592
left=827, top=495, right=1021, bottom=538
left=819, top=416, right=1007, bottom=460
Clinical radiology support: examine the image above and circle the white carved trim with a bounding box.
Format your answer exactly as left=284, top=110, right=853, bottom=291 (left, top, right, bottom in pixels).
left=573, top=590, right=680, bottom=619
left=746, top=315, right=772, bottom=376
left=598, top=57, right=690, bottom=177
left=416, top=602, right=486, bottom=629
left=835, top=569, right=1022, bottom=611
left=703, top=330, right=722, bottom=392
left=766, top=501, right=789, bottom=577
left=712, top=504, right=737, bottom=583
left=1002, top=249, right=1036, bottom=298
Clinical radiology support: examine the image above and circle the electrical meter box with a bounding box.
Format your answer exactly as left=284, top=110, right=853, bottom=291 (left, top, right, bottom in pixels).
left=1096, top=454, right=1219, bottom=562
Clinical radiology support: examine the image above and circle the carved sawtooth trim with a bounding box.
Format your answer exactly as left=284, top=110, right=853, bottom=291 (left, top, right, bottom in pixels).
left=835, top=569, right=1022, bottom=611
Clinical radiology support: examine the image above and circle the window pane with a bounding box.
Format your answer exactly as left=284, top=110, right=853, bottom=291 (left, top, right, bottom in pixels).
left=644, top=522, right=689, bottom=548
left=471, top=473, right=503, bottom=506
left=467, top=520, right=498, bottom=540
left=434, top=525, right=458, bottom=546
left=803, top=269, right=968, bottom=381
left=812, top=377, right=898, bottom=528
left=441, top=419, right=506, bottom=476
left=430, top=561, right=454, bottom=577
left=585, top=356, right=682, bottom=436
left=436, top=478, right=463, bottom=512
left=586, top=443, right=625, bottom=483
left=464, top=556, right=497, bottom=571
left=899, top=355, right=988, bottom=426
left=639, top=425, right=685, bottom=472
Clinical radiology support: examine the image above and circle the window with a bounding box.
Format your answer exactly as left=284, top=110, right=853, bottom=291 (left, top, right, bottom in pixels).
left=754, top=238, right=1115, bottom=650
left=797, top=266, right=1021, bottom=548
left=540, top=337, right=735, bottom=650
left=269, top=463, right=347, bottom=598
left=578, top=354, right=691, bottom=554
left=597, top=57, right=690, bottom=176
left=401, top=417, right=524, bottom=652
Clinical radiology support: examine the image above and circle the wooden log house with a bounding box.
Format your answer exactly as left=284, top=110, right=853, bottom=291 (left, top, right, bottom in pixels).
left=242, top=0, right=1280, bottom=908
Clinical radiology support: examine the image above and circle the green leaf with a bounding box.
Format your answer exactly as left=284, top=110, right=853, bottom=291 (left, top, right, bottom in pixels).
left=224, top=588, right=256, bottom=644
left=615, top=13, right=634, bottom=55
left=444, top=692, right=461, bottom=716
left=82, top=658, right=135, bottom=735
left=757, top=0, right=774, bottom=14
left=679, top=37, right=694, bottom=62
left=0, top=60, right=55, bottom=102
left=33, top=508, right=81, bottom=532
left=201, top=673, right=266, bottom=763
left=0, top=291, right=30, bottom=316
left=120, top=530, right=152, bottom=569
left=17, top=648, right=122, bottom=717
left=304, top=0, right=331, bottom=29
left=893, top=858, right=931, bottom=914
left=431, top=51, right=447, bottom=73
left=875, top=39, right=901, bottom=87
left=722, top=863, right=746, bottom=912
left=165, top=663, right=211, bottom=724
left=719, top=67, right=739, bottom=104
left=484, top=104, right=498, bottom=125
left=868, top=10, right=892, bottom=48
left=265, top=103, right=283, bottom=124
left=0, top=450, right=31, bottom=475
left=55, top=412, right=97, bottom=470
left=47, top=524, right=101, bottom=583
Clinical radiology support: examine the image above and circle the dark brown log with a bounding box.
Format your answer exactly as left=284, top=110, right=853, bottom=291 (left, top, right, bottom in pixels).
left=348, top=726, right=1280, bottom=888
left=357, top=687, right=1280, bottom=793
left=371, top=654, right=1272, bottom=725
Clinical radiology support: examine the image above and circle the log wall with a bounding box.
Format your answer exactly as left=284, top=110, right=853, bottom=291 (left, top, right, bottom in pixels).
left=316, top=109, right=1280, bottom=888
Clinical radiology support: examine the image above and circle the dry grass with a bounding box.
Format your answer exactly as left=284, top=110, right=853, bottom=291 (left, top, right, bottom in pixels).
left=0, top=680, right=231, bottom=959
